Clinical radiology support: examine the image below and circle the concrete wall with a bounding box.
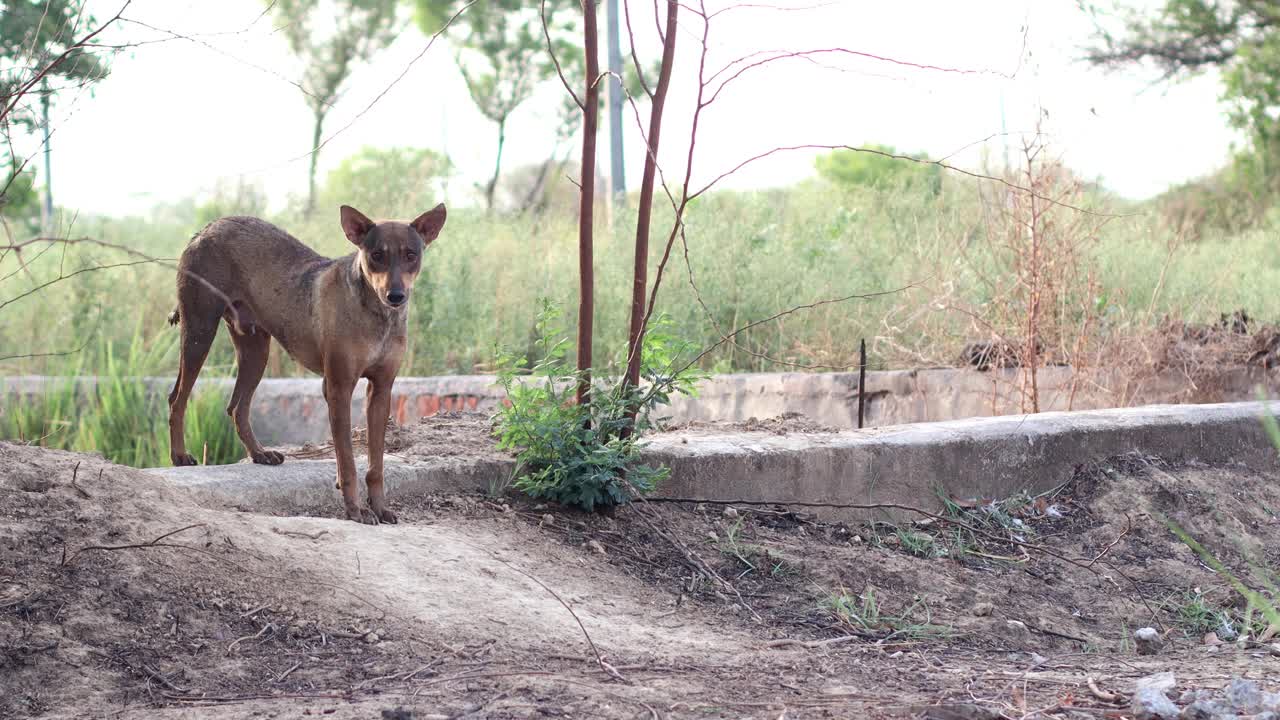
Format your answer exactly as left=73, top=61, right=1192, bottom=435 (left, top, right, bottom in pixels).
left=5, top=365, right=1279, bottom=446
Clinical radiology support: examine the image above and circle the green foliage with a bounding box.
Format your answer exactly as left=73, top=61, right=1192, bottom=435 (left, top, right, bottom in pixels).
left=815, top=145, right=942, bottom=195
left=1084, top=1, right=1280, bottom=232
left=0, top=0, right=109, bottom=124
left=0, top=330, right=240, bottom=469
left=319, top=146, right=451, bottom=218
left=1, top=0, right=110, bottom=219
left=409, top=0, right=579, bottom=209
left=412, top=0, right=579, bottom=121
left=267, top=0, right=400, bottom=211
left=271, top=0, right=399, bottom=113
left=492, top=301, right=703, bottom=512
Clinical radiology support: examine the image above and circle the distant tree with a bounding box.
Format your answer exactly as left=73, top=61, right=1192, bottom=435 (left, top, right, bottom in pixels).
left=268, top=0, right=399, bottom=216
left=319, top=145, right=451, bottom=217
left=1084, top=3, right=1280, bottom=162
left=409, top=0, right=580, bottom=212
left=1, top=0, right=110, bottom=227
left=1083, top=1, right=1280, bottom=224
left=815, top=145, right=942, bottom=195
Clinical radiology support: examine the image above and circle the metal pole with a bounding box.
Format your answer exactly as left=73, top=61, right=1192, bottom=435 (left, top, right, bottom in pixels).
left=606, top=0, right=626, bottom=204
left=857, top=338, right=867, bottom=429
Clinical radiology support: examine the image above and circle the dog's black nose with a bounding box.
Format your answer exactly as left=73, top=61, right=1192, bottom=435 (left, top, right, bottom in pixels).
left=387, top=290, right=406, bottom=306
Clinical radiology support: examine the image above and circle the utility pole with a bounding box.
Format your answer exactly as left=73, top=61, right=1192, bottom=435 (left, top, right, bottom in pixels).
left=606, top=0, right=626, bottom=206
left=40, top=77, right=53, bottom=231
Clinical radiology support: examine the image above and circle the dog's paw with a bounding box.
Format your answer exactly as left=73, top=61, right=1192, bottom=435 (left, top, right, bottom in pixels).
left=173, top=454, right=198, bottom=467
left=374, top=508, right=398, bottom=525
left=251, top=450, right=285, bottom=465
left=346, top=507, right=379, bottom=525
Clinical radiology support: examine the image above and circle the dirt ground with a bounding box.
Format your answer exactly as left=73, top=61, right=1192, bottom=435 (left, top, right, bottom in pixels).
left=4, top=423, right=1280, bottom=719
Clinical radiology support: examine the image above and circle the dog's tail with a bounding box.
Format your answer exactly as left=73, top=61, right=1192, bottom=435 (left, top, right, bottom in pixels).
left=167, top=307, right=180, bottom=326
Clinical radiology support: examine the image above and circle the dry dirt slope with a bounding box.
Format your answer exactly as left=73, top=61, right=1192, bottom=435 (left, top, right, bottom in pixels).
left=2, top=441, right=1280, bottom=719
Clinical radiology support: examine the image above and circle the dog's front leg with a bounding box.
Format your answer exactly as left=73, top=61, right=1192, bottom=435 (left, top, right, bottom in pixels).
left=364, top=373, right=397, bottom=524
left=324, top=374, right=372, bottom=524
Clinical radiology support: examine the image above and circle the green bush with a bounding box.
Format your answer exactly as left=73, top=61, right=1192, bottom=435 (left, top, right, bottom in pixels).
left=815, top=144, right=942, bottom=196
left=492, top=302, right=702, bottom=511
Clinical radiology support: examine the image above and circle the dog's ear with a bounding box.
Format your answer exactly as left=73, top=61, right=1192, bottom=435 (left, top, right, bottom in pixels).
left=410, top=203, right=447, bottom=244
left=340, top=205, right=375, bottom=245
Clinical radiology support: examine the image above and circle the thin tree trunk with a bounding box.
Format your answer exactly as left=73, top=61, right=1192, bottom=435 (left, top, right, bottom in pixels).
left=306, top=109, right=326, bottom=216
left=485, top=116, right=507, bottom=212
left=606, top=0, right=626, bottom=203
left=575, top=0, right=600, bottom=409
left=621, top=0, right=678, bottom=436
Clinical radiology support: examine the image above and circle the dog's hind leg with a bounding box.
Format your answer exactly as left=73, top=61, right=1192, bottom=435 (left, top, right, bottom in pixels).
left=168, top=299, right=221, bottom=466
left=227, top=323, right=282, bottom=465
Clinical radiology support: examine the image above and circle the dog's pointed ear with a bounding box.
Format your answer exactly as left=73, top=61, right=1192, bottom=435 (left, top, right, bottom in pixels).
left=340, top=205, right=375, bottom=245
left=410, top=203, right=447, bottom=244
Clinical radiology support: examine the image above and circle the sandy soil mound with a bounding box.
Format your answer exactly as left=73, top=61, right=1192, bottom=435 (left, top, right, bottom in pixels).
left=3, top=441, right=1279, bottom=719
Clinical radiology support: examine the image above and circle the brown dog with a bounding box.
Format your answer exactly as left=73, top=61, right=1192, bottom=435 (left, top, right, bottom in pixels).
left=166, top=204, right=446, bottom=524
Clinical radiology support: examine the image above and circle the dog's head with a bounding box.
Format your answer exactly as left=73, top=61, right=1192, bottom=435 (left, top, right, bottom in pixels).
left=340, top=204, right=447, bottom=310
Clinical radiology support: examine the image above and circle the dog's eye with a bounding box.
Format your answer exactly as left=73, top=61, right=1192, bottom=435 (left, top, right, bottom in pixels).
left=371, top=250, right=385, bottom=263
left=405, top=252, right=417, bottom=262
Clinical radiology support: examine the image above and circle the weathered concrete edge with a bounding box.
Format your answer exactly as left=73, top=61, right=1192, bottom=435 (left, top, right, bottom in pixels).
left=147, top=401, right=1280, bottom=521
left=645, top=401, right=1280, bottom=520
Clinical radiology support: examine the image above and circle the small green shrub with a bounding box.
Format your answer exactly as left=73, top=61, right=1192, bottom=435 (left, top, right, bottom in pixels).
left=824, top=587, right=952, bottom=640
left=492, top=301, right=703, bottom=512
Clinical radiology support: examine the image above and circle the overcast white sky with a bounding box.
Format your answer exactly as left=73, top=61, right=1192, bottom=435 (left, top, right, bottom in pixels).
left=29, top=0, right=1238, bottom=217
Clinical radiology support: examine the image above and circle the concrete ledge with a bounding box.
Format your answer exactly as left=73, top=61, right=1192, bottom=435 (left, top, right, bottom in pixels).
left=147, top=401, right=1280, bottom=521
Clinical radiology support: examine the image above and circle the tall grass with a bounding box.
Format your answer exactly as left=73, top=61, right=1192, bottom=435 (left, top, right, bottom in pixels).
left=4, top=176, right=1280, bottom=381
left=0, top=328, right=241, bottom=468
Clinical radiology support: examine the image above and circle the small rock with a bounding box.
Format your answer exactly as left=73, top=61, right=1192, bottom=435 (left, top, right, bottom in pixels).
left=988, top=619, right=1032, bottom=648
left=375, top=627, right=388, bottom=639
left=851, top=535, right=863, bottom=544
left=1225, top=678, right=1263, bottom=714
left=1203, top=632, right=1222, bottom=645
left=1179, top=699, right=1233, bottom=720
left=706, top=531, right=719, bottom=542
left=586, top=540, right=606, bottom=555
left=1029, top=653, right=1047, bottom=667
left=540, top=514, right=555, bottom=527
left=722, top=507, right=739, bottom=519
left=362, top=632, right=380, bottom=644
left=1131, top=672, right=1178, bottom=720
left=972, top=602, right=994, bottom=617
left=1135, top=627, right=1163, bottom=655
left=500, top=503, right=510, bottom=512
left=883, top=535, right=901, bottom=546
